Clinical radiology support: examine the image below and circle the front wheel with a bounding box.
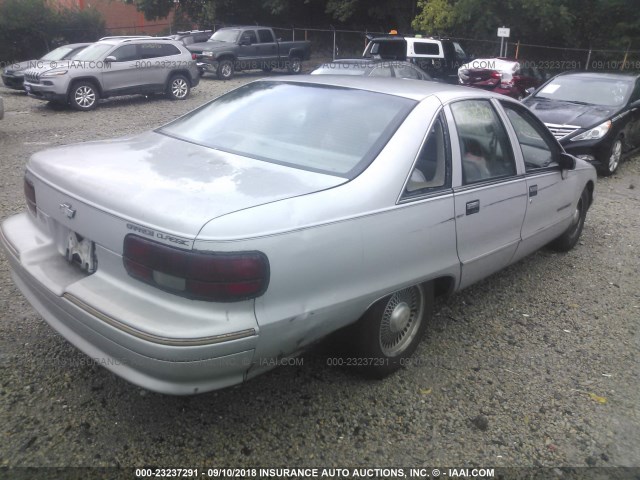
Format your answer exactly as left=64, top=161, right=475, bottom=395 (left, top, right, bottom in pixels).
left=287, top=57, right=302, bottom=74
left=69, top=82, right=99, bottom=111
left=217, top=60, right=234, bottom=80
left=600, top=137, right=622, bottom=176
left=166, top=74, right=190, bottom=100
left=548, top=187, right=589, bottom=252
left=352, top=283, right=433, bottom=378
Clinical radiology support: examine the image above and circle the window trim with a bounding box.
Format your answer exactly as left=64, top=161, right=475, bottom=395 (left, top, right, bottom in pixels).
left=397, top=108, right=453, bottom=204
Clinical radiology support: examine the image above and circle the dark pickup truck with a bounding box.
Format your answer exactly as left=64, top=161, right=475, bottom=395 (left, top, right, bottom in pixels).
left=187, top=26, right=311, bottom=80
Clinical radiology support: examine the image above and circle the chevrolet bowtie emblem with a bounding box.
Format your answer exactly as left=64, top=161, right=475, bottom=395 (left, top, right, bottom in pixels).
left=59, top=203, right=76, bottom=219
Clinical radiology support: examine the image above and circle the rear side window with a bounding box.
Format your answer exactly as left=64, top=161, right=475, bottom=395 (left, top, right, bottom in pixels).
left=138, top=43, right=180, bottom=60
left=450, top=100, right=516, bottom=184
left=413, top=42, right=440, bottom=56
left=258, top=29, right=275, bottom=43
left=403, top=112, right=450, bottom=197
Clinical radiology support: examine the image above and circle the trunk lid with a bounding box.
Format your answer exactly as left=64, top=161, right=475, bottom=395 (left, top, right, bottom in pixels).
left=28, top=131, right=345, bottom=246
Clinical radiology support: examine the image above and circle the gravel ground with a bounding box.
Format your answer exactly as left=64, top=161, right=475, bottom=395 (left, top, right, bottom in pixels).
left=0, top=68, right=638, bottom=473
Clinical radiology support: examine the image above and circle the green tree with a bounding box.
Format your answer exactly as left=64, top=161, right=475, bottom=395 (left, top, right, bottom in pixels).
left=0, top=0, right=105, bottom=63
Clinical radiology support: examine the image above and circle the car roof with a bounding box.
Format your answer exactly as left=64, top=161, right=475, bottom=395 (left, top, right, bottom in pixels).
left=329, top=59, right=415, bottom=66
left=555, top=71, right=640, bottom=81
left=260, top=75, right=503, bottom=102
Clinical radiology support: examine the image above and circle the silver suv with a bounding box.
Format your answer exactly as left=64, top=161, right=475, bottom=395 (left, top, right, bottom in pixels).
left=22, top=37, right=199, bottom=111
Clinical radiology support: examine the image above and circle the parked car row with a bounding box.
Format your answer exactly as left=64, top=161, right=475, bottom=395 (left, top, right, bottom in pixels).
left=2, top=27, right=309, bottom=111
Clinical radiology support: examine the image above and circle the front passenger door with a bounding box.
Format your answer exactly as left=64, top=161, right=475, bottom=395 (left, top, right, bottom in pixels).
left=102, top=44, right=140, bottom=94
left=500, top=101, right=577, bottom=261
left=449, top=99, right=528, bottom=289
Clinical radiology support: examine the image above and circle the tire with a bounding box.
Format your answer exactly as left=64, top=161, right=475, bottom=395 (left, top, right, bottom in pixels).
left=69, top=81, right=99, bottom=111
left=166, top=74, right=190, bottom=100
left=352, top=282, right=433, bottom=378
left=548, top=187, right=589, bottom=252
left=217, top=60, right=234, bottom=80
left=287, top=57, right=302, bottom=74
left=599, top=137, right=622, bottom=176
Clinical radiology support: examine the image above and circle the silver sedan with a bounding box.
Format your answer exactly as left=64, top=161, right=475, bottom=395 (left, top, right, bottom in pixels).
left=1, top=77, right=596, bottom=394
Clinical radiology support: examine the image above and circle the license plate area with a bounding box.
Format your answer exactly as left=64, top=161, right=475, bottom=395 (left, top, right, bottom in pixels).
left=65, top=231, right=97, bottom=274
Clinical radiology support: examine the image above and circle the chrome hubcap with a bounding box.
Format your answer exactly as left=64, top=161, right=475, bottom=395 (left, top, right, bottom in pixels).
left=609, top=140, right=621, bottom=172
left=75, top=86, right=95, bottom=107
left=221, top=64, right=232, bottom=77
left=379, top=286, right=424, bottom=357
left=172, top=79, right=188, bottom=98
left=389, top=302, right=411, bottom=333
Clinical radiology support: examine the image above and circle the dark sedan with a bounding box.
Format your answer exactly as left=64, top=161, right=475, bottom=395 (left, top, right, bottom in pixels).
left=2, top=43, right=90, bottom=90
left=311, top=59, right=434, bottom=81
left=523, top=72, right=640, bottom=175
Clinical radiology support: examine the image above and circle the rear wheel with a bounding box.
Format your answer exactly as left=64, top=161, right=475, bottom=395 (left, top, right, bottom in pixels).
left=548, top=187, right=589, bottom=252
left=166, top=74, right=190, bottom=100
left=217, top=60, right=234, bottom=80
left=352, top=283, right=433, bottom=378
left=287, top=57, right=302, bottom=74
left=69, top=82, right=99, bottom=111
left=600, top=137, right=622, bottom=176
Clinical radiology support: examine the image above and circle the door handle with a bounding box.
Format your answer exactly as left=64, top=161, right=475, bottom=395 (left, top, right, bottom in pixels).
left=466, top=200, right=480, bottom=215
left=529, top=184, right=538, bottom=197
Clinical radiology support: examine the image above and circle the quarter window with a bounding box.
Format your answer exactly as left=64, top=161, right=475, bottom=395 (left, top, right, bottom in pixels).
left=502, top=102, right=560, bottom=171
left=450, top=100, right=516, bottom=184
left=403, top=112, right=450, bottom=197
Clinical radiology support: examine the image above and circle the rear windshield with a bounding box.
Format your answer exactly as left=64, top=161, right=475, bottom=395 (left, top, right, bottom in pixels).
left=160, top=81, right=416, bottom=178
left=535, top=76, right=632, bottom=107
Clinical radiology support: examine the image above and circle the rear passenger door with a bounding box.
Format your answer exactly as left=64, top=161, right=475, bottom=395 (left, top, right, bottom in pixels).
left=447, top=99, right=528, bottom=289
left=257, top=29, right=278, bottom=67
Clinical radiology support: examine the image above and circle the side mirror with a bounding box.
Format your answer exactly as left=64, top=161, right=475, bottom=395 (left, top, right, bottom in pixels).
left=239, top=38, right=250, bottom=46
left=559, top=152, right=576, bottom=171
left=525, top=87, right=535, bottom=95
left=630, top=99, right=640, bottom=109
left=105, top=56, right=116, bottom=63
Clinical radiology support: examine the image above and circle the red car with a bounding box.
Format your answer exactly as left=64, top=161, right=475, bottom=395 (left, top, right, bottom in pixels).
left=458, top=58, right=544, bottom=99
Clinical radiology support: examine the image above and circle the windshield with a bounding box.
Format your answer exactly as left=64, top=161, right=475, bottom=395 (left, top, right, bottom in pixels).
left=72, top=43, right=114, bottom=61
left=535, top=76, right=632, bottom=107
left=160, top=81, right=415, bottom=177
left=209, top=29, right=240, bottom=43
left=40, top=46, right=78, bottom=61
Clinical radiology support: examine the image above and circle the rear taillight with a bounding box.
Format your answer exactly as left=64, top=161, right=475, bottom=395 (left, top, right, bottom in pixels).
left=24, top=177, right=36, bottom=216
left=123, top=235, right=269, bottom=302
left=191, top=53, right=197, bottom=60
left=490, top=71, right=502, bottom=79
